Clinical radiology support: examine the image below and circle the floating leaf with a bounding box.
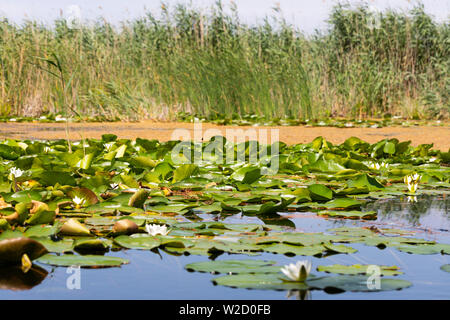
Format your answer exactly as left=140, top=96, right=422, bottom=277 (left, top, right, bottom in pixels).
left=185, top=259, right=280, bottom=274
left=317, top=264, right=403, bottom=276
left=114, top=234, right=161, bottom=250
left=59, top=218, right=91, bottom=236
left=307, top=184, right=333, bottom=201
left=128, top=189, right=150, bottom=209
left=318, top=210, right=376, bottom=220
left=36, top=253, right=128, bottom=268
left=212, top=273, right=411, bottom=292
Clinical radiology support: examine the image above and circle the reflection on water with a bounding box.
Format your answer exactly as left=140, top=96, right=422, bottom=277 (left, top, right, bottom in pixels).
left=365, top=194, right=450, bottom=232
left=0, top=265, right=48, bottom=291
left=0, top=196, right=449, bottom=299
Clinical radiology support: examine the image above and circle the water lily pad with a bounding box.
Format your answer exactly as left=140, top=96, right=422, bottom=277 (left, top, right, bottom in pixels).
left=212, top=273, right=412, bottom=292
left=323, top=243, right=358, bottom=254
left=36, top=253, right=129, bottom=268
left=185, top=259, right=280, bottom=274
left=318, top=210, right=377, bottom=220
left=307, top=184, right=333, bottom=201
left=317, top=264, right=403, bottom=276
left=59, top=218, right=92, bottom=236
left=114, top=234, right=161, bottom=250
left=67, top=187, right=99, bottom=206
left=128, top=189, right=150, bottom=209
left=321, top=198, right=364, bottom=210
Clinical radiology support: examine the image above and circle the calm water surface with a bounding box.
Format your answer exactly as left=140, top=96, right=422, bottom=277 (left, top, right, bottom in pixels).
left=1, top=195, right=449, bottom=300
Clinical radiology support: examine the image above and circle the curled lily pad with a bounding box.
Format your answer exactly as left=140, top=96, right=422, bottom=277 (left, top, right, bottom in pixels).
left=59, top=218, right=92, bottom=236
left=25, top=210, right=56, bottom=225
left=128, top=189, right=150, bottom=209
left=73, top=239, right=109, bottom=253
left=307, top=184, right=333, bottom=201
left=112, top=219, right=139, bottom=235
left=0, top=237, right=48, bottom=265
left=0, top=218, right=9, bottom=231
left=67, top=187, right=99, bottom=206
left=36, top=253, right=129, bottom=268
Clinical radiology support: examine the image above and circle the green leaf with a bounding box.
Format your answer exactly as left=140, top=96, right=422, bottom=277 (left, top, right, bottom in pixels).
left=185, top=259, right=280, bottom=274
left=212, top=273, right=412, bottom=292
left=231, top=166, right=262, bottom=184
left=307, top=184, right=333, bottom=201
left=173, top=164, right=198, bottom=183
left=318, top=210, right=377, bottom=220
left=114, top=234, right=161, bottom=250
left=321, top=198, right=364, bottom=210
left=317, top=264, right=403, bottom=276
left=36, top=253, right=128, bottom=268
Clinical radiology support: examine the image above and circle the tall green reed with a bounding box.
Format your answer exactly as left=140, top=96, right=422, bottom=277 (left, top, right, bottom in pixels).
left=0, top=2, right=447, bottom=121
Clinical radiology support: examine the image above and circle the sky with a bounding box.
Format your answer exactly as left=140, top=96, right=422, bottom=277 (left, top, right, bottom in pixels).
left=0, top=0, right=448, bottom=33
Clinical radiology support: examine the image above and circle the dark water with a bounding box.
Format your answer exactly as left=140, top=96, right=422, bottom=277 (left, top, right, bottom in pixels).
left=1, top=195, right=449, bottom=300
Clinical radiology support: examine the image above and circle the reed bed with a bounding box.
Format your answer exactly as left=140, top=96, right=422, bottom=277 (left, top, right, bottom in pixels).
left=0, top=2, right=448, bottom=121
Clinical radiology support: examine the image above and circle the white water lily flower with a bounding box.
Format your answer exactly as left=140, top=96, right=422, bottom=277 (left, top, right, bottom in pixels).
left=104, top=142, right=115, bottom=151
left=406, top=182, right=418, bottom=193
left=281, top=260, right=312, bottom=282
left=368, top=162, right=381, bottom=170
left=9, top=167, right=24, bottom=178
left=369, top=162, right=389, bottom=170
left=411, top=173, right=422, bottom=182
left=145, top=224, right=170, bottom=236
left=72, top=196, right=86, bottom=206
left=429, top=157, right=438, bottom=163
left=403, top=173, right=422, bottom=194
left=55, top=115, right=67, bottom=122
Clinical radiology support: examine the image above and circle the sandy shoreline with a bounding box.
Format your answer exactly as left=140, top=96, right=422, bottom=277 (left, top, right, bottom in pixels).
left=1, top=121, right=449, bottom=151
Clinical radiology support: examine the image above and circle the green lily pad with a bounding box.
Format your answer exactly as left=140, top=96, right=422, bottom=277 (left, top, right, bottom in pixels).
left=212, top=273, right=412, bottom=292
left=36, top=253, right=129, bottom=268
left=185, top=259, right=280, bottom=274
left=318, top=210, right=377, bottom=220
left=114, top=234, right=161, bottom=250
left=317, top=264, right=403, bottom=276
left=307, top=184, right=333, bottom=201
